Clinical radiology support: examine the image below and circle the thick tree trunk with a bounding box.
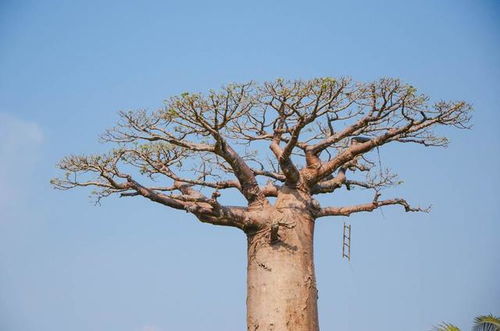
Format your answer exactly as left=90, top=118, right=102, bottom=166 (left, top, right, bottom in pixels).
left=246, top=189, right=319, bottom=331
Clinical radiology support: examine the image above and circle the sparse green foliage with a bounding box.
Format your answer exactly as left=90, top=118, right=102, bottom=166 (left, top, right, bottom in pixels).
left=52, top=77, right=472, bottom=222
left=52, top=77, right=474, bottom=331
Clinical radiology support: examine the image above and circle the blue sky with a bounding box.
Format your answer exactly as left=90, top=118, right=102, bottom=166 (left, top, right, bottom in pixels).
left=0, top=0, right=499, bottom=330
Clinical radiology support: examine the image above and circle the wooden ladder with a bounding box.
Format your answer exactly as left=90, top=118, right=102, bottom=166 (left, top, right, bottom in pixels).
left=342, top=222, right=351, bottom=261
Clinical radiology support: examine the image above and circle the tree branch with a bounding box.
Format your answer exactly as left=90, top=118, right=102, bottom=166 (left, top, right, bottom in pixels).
left=316, top=197, right=429, bottom=218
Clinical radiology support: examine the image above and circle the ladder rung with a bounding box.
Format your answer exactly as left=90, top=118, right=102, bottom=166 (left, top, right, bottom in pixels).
left=342, top=222, right=351, bottom=261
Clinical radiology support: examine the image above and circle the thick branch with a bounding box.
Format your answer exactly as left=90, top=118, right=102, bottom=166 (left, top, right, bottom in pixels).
left=311, top=100, right=470, bottom=184
left=310, top=168, right=346, bottom=194
left=316, top=197, right=428, bottom=217
left=53, top=77, right=471, bottom=229
left=214, top=140, right=267, bottom=205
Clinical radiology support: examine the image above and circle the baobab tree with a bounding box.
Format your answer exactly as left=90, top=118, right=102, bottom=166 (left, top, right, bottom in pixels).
left=51, top=78, right=471, bottom=331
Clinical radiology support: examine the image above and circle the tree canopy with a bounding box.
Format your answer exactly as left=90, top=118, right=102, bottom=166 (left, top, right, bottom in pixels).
left=52, top=77, right=472, bottom=229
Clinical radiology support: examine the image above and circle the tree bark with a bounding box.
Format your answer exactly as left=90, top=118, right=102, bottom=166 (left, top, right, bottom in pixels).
left=246, top=189, right=319, bottom=331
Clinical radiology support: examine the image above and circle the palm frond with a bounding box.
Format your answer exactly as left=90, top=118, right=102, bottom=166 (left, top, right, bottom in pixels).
left=473, top=314, right=500, bottom=331
left=433, top=322, right=461, bottom=331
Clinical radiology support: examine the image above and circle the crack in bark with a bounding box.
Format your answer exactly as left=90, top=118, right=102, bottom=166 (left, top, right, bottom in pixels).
left=256, top=261, right=272, bottom=272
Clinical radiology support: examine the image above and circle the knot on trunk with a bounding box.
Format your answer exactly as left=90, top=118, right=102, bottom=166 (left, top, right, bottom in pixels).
left=269, top=216, right=296, bottom=245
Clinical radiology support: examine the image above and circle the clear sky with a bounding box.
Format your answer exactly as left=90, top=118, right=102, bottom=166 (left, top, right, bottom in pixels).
left=0, top=1, right=499, bottom=330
